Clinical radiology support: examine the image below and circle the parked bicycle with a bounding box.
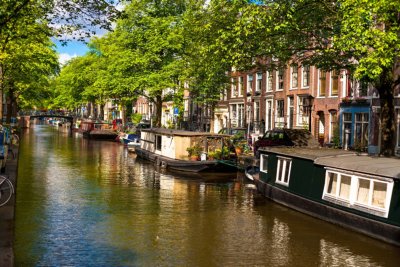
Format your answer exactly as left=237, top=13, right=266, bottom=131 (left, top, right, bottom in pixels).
left=0, top=175, right=14, bottom=206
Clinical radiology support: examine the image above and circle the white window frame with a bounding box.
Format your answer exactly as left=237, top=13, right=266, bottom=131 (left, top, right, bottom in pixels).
left=266, top=71, right=273, bottom=92
left=238, top=76, right=244, bottom=97
left=323, top=168, right=394, bottom=218
left=275, top=156, right=292, bottom=186
left=330, top=70, right=340, bottom=97
left=290, top=65, right=298, bottom=89
left=297, top=96, right=309, bottom=127
left=276, top=69, right=284, bottom=91
left=302, top=65, right=310, bottom=88
left=231, top=77, right=238, bottom=98
left=318, top=70, right=327, bottom=97
left=256, top=72, right=262, bottom=92
left=260, top=155, right=268, bottom=173
left=265, top=99, right=274, bottom=131
left=247, top=74, right=253, bottom=94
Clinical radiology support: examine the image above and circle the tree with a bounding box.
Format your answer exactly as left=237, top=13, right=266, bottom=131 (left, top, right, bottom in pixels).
left=0, top=0, right=120, bottom=120
left=94, top=0, right=187, bottom=127
left=211, top=0, right=400, bottom=156
left=0, top=21, right=58, bottom=121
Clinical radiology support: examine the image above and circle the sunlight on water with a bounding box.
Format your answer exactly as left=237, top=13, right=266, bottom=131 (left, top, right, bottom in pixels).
left=13, top=124, right=400, bottom=266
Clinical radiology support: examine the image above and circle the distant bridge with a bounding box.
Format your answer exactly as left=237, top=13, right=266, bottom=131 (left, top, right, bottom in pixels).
left=29, top=114, right=74, bottom=121
left=19, top=114, right=75, bottom=129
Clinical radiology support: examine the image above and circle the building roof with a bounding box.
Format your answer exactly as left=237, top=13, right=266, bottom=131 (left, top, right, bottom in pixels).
left=262, top=147, right=400, bottom=179
left=315, top=154, right=400, bottom=179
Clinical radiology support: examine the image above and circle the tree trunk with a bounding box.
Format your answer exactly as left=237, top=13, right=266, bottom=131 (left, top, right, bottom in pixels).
left=100, top=104, right=105, bottom=121
left=377, top=69, right=395, bottom=156
left=155, top=95, right=162, bottom=127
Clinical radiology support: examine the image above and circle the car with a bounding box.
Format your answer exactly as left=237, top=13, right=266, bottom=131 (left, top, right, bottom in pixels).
left=253, top=129, right=294, bottom=157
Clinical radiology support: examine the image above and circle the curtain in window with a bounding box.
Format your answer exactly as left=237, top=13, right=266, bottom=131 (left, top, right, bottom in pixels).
left=327, top=173, right=337, bottom=194
left=357, top=179, right=370, bottom=204
left=372, top=182, right=387, bottom=208
left=339, top=175, right=351, bottom=200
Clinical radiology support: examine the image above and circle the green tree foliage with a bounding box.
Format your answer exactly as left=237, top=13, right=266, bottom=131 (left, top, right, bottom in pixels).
left=91, top=0, right=188, bottom=127
left=0, top=21, right=58, bottom=121
left=0, top=0, right=119, bottom=120
left=211, top=0, right=400, bottom=155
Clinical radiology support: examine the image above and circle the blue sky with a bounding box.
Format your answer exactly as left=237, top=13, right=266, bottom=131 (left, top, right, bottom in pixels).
left=54, top=40, right=90, bottom=65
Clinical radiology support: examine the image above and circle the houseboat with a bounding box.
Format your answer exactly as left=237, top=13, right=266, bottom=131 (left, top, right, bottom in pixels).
left=78, top=121, right=118, bottom=140
left=248, top=147, right=400, bottom=246
left=135, top=128, right=237, bottom=172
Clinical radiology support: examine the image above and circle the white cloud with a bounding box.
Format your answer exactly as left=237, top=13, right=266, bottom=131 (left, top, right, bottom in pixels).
left=59, top=53, right=78, bottom=65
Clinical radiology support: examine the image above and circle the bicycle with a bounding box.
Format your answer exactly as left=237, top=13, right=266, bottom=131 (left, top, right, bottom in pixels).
left=0, top=175, right=14, bottom=206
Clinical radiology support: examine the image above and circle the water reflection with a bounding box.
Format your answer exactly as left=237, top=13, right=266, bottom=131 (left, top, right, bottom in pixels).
left=14, top=125, right=399, bottom=266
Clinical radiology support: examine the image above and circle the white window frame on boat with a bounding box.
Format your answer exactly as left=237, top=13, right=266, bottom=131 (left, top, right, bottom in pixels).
left=276, top=156, right=292, bottom=186
left=260, top=155, right=268, bottom=173
left=323, top=168, right=394, bottom=218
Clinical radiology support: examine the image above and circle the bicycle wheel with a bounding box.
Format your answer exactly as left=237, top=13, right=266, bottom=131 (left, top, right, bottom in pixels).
left=0, top=176, right=14, bottom=206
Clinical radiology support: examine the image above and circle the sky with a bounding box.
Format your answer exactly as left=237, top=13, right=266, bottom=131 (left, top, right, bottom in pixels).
left=55, top=40, right=89, bottom=65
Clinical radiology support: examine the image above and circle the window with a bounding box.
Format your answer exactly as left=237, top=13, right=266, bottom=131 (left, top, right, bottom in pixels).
left=276, top=157, right=292, bottom=186
left=331, top=70, right=339, bottom=96
left=277, top=100, right=284, bottom=118
left=247, top=74, right=253, bottom=94
left=354, top=113, right=369, bottom=150
left=277, top=68, right=284, bottom=90
left=231, top=78, right=238, bottom=97
left=324, top=171, right=351, bottom=202
left=318, top=70, right=326, bottom=96
left=260, top=155, right=268, bottom=173
left=256, top=72, right=262, bottom=92
left=329, top=111, right=337, bottom=143
left=297, top=96, right=310, bottom=126
left=266, top=99, right=273, bottom=131
left=238, top=104, right=245, bottom=127
left=291, top=65, right=298, bottom=88
left=266, top=71, right=273, bottom=92
left=254, top=101, right=260, bottom=123
left=355, top=178, right=391, bottom=213
left=231, top=105, right=237, bottom=119
left=302, top=65, right=310, bottom=87
left=156, top=135, right=162, bottom=151
left=238, top=76, right=244, bottom=96
left=323, top=169, right=394, bottom=218
left=343, top=113, right=352, bottom=147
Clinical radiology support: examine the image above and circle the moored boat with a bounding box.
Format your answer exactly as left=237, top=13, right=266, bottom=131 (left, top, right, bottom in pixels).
left=253, top=146, right=400, bottom=246
left=135, top=128, right=238, bottom=173
left=78, top=121, right=118, bottom=140
left=244, top=165, right=259, bottom=181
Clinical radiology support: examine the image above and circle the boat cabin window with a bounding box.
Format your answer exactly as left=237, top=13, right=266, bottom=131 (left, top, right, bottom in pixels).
left=323, top=169, right=394, bottom=218
left=276, top=156, right=292, bottom=186
left=156, top=135, right=162, bottom=151
left=260, top=155, right=268, bottom=173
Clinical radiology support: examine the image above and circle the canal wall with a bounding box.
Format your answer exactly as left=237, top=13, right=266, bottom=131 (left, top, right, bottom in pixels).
left=0, top=146, right=18, bottom=267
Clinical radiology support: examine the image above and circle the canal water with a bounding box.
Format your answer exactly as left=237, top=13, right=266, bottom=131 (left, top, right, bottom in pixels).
left=14, top=125, right=399, bottom=266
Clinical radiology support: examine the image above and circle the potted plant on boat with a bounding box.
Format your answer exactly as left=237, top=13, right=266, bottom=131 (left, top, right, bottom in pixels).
left=186, top=143, right=202, bottom=161
left=230, top=132, right=245, bottom=155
